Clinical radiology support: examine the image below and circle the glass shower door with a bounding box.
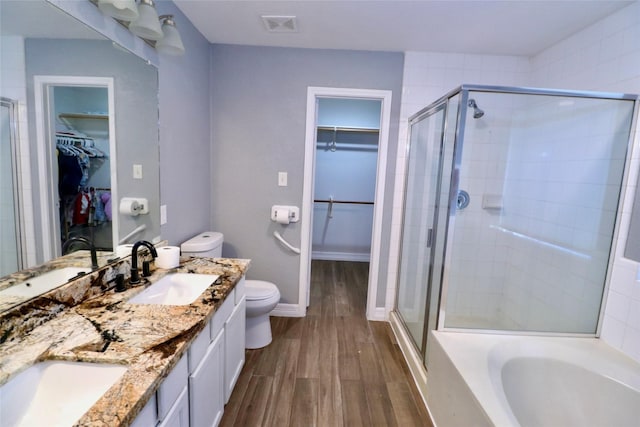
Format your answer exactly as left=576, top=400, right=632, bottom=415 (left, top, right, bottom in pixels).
left=396, top=104, right=446, bottom=352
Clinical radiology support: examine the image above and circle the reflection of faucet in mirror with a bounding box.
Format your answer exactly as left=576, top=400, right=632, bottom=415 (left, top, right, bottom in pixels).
left=130, top=241, right=158, bottom=284
left=62, top=237, right=99, bottom=271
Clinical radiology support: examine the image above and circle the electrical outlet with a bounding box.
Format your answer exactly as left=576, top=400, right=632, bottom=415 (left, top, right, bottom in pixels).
left=133, top=164, right=143, bottom=179
left=278, top=171, right=288, bottom=187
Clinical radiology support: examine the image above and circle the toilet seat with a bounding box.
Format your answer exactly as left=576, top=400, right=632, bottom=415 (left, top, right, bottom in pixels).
left=246, top=280, right=279, bottom=301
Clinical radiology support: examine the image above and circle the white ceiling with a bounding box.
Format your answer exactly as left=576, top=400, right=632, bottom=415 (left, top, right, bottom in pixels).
left=173, top=0, right=634, bottom=56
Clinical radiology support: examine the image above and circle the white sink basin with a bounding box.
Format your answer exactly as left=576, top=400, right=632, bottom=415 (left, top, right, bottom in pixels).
left=0, top=361, right=127, bottom=426
left=0, top=267, right=91, bottom=298
left=128, top=273, right=220, bottom=305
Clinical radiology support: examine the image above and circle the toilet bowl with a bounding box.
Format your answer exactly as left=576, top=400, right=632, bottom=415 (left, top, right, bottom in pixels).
left=245, top=280, right=280, bottom=349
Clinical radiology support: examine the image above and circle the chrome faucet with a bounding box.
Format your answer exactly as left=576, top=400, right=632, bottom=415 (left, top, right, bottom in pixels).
left=62, top=236, right=99, bottom=270
left=130, top=240, right=158, bottom=284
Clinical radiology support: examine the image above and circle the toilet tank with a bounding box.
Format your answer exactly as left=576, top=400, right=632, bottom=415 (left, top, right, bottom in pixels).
left=181, top=232, right=224, bottom=258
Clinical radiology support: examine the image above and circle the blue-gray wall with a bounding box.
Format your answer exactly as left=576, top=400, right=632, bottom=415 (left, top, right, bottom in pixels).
left=210, top=45, right=404, bottom=306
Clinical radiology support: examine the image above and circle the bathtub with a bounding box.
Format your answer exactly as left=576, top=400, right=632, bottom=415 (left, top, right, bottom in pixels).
left=426, top=331, right=640, bottom=427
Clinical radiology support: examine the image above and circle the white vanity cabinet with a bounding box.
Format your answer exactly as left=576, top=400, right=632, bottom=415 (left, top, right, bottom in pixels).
left=130, top=277, right=246, bottom=427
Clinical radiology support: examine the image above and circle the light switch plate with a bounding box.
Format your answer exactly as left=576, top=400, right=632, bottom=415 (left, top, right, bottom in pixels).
left=160, top=205, right=167, bottom=225
left=133, top=164, right=143, bottom=179
left=278, top=172, right=288, bottom=187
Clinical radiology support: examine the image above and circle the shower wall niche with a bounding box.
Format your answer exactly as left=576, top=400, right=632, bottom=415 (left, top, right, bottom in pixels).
left=395, top=85, right=638, bottom=364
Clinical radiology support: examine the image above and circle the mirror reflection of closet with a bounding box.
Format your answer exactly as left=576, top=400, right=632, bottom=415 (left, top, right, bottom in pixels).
left=52, top=86, right=113, bottom=253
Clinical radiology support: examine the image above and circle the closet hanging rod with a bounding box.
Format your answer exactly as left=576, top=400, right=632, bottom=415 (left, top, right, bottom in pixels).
left=316, top=126, right=379, bottom=133
left=314, top=199, right=374, bottom=205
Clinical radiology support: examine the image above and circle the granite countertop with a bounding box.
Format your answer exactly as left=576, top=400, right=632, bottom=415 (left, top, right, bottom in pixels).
left=0, top=256, right=250, bottom=427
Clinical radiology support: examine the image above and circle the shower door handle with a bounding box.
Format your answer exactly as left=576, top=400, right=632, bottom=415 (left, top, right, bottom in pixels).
left=426, top=228, right=433, bottom=248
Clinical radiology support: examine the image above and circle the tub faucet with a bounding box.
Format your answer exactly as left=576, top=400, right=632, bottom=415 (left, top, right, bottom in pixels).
left=62, top=236, right=98, bottom=270
left=130, top=240, right=158, bottom=284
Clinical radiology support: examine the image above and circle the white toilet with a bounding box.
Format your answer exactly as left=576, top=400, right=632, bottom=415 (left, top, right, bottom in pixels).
left=244, top=279, right=280, bottom=349
left=181, top=232, right=281, bottom=349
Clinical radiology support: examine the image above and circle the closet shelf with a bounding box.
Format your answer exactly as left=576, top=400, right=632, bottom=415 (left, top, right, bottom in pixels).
left=58, top=113, right=109, bottom=138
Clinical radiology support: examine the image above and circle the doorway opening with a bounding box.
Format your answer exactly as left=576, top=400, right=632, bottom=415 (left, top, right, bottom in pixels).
left=301, top=87, right=392, bottom=320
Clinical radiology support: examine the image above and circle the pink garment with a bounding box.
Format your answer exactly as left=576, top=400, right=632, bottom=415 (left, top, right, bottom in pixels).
left=101, top=192, right=112, bottom=221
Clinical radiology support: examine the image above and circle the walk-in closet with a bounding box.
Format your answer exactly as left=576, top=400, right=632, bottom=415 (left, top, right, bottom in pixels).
left=311, top=97, right=382, bottom=311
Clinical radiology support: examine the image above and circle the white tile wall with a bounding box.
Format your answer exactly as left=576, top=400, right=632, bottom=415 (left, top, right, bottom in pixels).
left=529, top=1, right=640, bottom=362
left=0, top=36, right=36, bottom=268
left=387, top=52, right=530, bottom=313
left=390, top=1, right=640, bottom=361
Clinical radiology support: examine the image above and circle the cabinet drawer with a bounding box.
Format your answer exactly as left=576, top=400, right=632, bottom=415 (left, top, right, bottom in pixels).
left=210, top=289, right=234, bottom=340
left=188, top=322, right=211, bottom=374
left=189, top=329, right=225, bottom=427
left=157, top=354, right=188, bottom=422
left=130, top=393, right=157, bottom=427
left=158, top=385, right=189, bottom=427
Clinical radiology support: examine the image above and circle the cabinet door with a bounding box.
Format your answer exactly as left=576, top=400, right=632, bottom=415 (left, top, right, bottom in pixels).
left=158, top=386, right=189, bottom=427
left=189, top=329, right=225, bottom=427
left=224, top=296, right=246, bottom=403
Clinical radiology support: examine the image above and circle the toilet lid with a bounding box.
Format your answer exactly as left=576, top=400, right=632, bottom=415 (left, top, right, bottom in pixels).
left=246, top=280, right=279, bottom=301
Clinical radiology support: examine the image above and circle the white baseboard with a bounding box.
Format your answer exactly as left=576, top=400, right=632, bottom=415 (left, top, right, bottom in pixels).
left=367, top=306, right=387, bottom=321
left=311, top=251, right=370, bottom=262
left=270, top=303, right=305, bottom=317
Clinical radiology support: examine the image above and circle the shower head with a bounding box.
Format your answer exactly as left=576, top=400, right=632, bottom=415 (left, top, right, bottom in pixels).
left=468, top=99, right=485, bottom=119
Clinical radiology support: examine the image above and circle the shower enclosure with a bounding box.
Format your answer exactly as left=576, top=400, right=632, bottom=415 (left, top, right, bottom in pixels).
left=395, top=85, right=638, bottom=367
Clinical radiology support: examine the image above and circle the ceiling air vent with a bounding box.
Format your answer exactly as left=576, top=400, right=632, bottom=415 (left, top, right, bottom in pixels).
left=261, top=15, right=298, bottom=33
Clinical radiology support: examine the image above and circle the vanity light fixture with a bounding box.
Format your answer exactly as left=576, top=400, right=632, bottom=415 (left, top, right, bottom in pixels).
left=97, top=0, right=139, bottom=21
left=92, top=0, right=186, bottom=54
left=155, top=15, right=185, bottom=55
left=128, top=0, right=163, bottom=41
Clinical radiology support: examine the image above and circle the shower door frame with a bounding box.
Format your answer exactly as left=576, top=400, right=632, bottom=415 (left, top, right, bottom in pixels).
left=0, top=97, right=26, bottom=271
left=394, top=98, right=451, bottom=359
left=433, top=85, right=639, bottom=338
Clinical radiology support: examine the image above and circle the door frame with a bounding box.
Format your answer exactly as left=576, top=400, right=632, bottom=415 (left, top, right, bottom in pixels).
left=299, top=86, right=392, bottom=320
left=34, top=75, right=117, bottom=260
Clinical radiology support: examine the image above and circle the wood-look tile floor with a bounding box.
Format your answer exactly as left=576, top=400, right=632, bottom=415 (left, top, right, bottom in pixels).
left=220, top=260, right=433, bottom=427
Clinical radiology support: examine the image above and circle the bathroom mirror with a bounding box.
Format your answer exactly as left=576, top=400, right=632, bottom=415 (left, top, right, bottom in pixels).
left=0, top=0, right=160, bottom=310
